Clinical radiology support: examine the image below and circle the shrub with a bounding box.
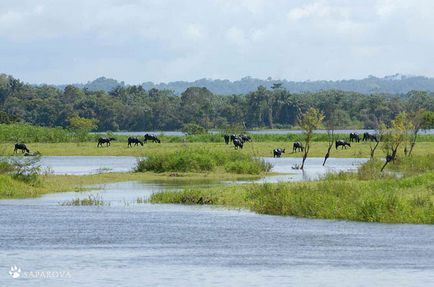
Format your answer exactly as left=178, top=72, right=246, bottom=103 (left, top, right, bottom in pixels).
left=182, top=123, right=208, bottom=135
left=135, top=147, right=271, bottom=174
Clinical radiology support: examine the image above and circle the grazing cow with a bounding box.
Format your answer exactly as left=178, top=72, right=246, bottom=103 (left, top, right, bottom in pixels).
left=233, top=138, right=244, bottom=149
left=239, top=134, right=251, bottom=142
left=349, top=132, right=360, bottom=143
left=273, top=148, right=285, bottom=158
left=336, top=140, right=351, bottom=149
left=144, top=134, right=161, bottom=143
left=293, top=141, right=304, bottom=152
left=14, top=143, right=30, bottom=153
left=362, top=132, right=378, bottom=142
left=97, top=137, right=116, bottom=147
left=230, top=134, right=237, bottom=142
left=224, top=134, right=230, bottom=144
left=128, top=137, right=143, bottom=147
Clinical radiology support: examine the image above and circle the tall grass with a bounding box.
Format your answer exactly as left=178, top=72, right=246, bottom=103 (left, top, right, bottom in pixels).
left=60, top=194, right=108, bottom=206
left=150, top=155, right=434, bottom=224
left=135, top=147, right=271, bottom=174
left=0, top=123, right=75, bottom=143
left=151, top=173, right=434, bottom=224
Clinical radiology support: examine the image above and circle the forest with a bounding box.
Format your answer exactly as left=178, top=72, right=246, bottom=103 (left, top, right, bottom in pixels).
left=1, top=73, right=434, bottom=132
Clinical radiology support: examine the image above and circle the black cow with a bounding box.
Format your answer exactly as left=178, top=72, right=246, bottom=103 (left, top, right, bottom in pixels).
left=349, top=132, right=360, bottom=143
left=293, top=141, right=304, bottom=152
left=224, top=134, right=230, bottom=144
left=233, top=138, right=243, bottom=149
left=273, top=148, right=285, bottom=158
left=336, top=140, right=351, bottom=149
left=128, top=137, right=143, bottom=147
left=144, top=134, right=161, bottom=143
left=239, top=134, right=251, bottom=142
left=362, top=132, right=378, bottom=142
left=14, top=143, right=30, bottom=153
left=97, top=137, right=116, bottom=147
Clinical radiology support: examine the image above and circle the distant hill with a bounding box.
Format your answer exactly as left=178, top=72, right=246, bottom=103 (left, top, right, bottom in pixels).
left=55, top=74, right=434, bottom=95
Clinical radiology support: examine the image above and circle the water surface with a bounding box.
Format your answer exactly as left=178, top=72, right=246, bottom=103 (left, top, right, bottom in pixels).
left=1, top=156, right=433, bottom=286
left=1, top=181, right=433, bottom=286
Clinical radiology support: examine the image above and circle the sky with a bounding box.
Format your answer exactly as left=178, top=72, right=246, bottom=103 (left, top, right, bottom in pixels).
left=1, top=0, right=434, bottom=84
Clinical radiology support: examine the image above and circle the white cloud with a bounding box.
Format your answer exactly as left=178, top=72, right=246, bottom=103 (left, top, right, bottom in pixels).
left=1, top=0, right=434, bottom=83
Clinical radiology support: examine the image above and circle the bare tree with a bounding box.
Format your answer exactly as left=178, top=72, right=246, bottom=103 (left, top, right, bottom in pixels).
left=298, top=107, right=324, bottom=170
left=408, top=110, right=434, bottom=156
left=381, top=112, right=413, bottom=172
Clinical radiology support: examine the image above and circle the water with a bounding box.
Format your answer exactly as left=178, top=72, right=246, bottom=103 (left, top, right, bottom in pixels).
left=37, top=156, right=138, bottom=175
left=1, top=181, right=433, bottom=286
left=1, top=157, right=433, bottom=286
left=8, top=156, right=365, bottom=178
left=101, top=129, right=434, bottom=136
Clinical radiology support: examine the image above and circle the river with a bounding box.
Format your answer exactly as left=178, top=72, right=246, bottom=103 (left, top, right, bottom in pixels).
left=100, top=129, right=434, bottom=137
left=1, top=157, right=433, bottom=286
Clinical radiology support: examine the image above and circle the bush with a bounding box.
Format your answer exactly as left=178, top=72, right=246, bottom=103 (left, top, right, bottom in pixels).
left=0, top=123, right=75, bottom=143
left=8, top=156, right=41, bottom=185
left=182, top=123, right=208, bottom=135
left=225, top=159, right=272, bottom=174
left=135, top=147, right=271, bottom=174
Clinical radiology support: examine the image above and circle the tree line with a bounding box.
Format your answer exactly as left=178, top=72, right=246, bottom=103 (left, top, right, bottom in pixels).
left=1, top=74, right=434, bottom=132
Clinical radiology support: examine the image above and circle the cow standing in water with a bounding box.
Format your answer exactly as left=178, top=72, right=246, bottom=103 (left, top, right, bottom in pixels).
left=273, top=148, right=285, bottom=158
left=293, top=142, right=304, bottom=152
left=336, top=140, right=351, bottom=149
left=14, top=143, right=30, bottom=153
left=97, top=137, right=116, bottom=147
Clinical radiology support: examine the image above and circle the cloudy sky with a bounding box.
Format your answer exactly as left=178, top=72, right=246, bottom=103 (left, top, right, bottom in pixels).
left=1, top=0, right=433, bottom=84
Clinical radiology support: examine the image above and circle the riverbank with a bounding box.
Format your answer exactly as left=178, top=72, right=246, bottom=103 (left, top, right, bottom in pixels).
left=0, top=171, right=265, bottom=200
left=1, top=141, right=434, bottom=157
left=150, top=156, right=434, bottom=224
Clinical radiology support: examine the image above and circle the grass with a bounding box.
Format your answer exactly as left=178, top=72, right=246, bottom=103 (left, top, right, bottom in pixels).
left=0, top=170, right=264, bottom=200
left=135, top=147, right=271, bottom=174
left=1, top=141, right=433, bottom=158
left=3, top=122, right=434, bottom=143
left=150, top=155, right=434, bottom=224
left=60, top=194, right=108, bottom=206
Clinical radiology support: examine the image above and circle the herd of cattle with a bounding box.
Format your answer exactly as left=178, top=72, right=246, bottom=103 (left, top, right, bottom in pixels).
left=13, top=131, right=380, bottom=158
left=97, top=134, right=161, bottom=147
left=223, top=131, right=379, bottom=158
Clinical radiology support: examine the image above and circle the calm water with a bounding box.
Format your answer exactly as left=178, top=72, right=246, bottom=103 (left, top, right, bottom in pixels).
left=1, top=157, right=433, bottom=286
left=31, top=156, right=366, bottom=179
left=104, top=129, right=434, bottom=136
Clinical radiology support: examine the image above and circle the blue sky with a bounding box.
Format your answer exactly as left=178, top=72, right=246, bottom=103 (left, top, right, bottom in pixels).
left=1, top=0, right=433, bottom=84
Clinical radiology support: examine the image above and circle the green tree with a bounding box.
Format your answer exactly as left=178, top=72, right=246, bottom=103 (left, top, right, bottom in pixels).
left=182, top=123, right=208, bottom=135
left=68, top=115, right=98, bottom=142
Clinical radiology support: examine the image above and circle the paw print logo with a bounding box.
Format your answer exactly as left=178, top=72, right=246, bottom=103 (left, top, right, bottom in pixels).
left=9, top=265, right=21, bottom=279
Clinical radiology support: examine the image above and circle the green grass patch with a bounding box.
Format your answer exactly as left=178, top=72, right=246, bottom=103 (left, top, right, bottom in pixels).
left=60, top=194, right=109, bottom=206
left=150, top=155, right=434, bottom=224
left=135, top=147, right=271, bottom=174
